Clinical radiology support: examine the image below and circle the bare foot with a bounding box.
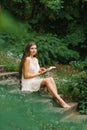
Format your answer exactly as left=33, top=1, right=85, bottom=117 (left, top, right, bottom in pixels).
left=54, top=98, right=71, bottom=108
left=62, top=104, right=71, bottom=109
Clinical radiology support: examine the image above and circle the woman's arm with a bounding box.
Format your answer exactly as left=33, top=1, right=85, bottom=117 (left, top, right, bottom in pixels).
left=23, top=58, right=41, bottom=79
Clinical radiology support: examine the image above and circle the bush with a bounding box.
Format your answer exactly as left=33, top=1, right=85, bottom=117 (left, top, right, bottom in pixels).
left=0, top=51, right=20, bottom=71
left=70, top=59, right=87, bottom=72
left=0, top=31, right=80, bottom=65
left=56, top=70, right=87, bottom=114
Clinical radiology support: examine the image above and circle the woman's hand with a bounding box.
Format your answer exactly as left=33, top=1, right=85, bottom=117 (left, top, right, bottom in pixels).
left=39, top=67, right=47, bottom=75
left=40, top=67, right=46, bottom=71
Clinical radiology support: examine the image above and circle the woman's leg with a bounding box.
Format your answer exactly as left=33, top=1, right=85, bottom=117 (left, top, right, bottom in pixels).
left=40, top=78, right=70, bottom=108
left=49, top=77, right=58, bottom=93
left=42, top=77, right=57, bottom=93
left=48, top=77, right=61, bottom=103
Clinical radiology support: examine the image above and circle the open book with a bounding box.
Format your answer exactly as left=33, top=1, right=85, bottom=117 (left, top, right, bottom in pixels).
left=46, top=66, right=56, bottom=72
left=41, top=66, right=56, bottom=75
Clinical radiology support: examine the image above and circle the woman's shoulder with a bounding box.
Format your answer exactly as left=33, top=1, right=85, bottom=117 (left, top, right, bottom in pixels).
left=25, top=57, right=38, bottom=62
left=25, top=57, right=31, bottom=61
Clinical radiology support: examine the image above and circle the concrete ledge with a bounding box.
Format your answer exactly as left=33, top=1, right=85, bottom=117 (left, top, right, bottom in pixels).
left=60, top=102, right=78, bottom=116
left=46, top=101, right=78, bottom=118
left=0, top=72, right=19, bottom=80
left=0, top=72, right=18, bottom=76
left=60, top=111, right=87, bottom=123
left=9, top=88, right=78, bottom=118
left=0, top=79, right=19, bottom=85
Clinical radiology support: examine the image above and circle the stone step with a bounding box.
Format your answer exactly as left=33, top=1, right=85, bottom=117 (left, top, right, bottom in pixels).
left=0, top=65, right=7, bottom=72
left=5, top=85, right=87, bottom=123
left=0, top=72, right=19, bottom=80
left=46, top=102, right=78, bottom=118
left=9, top=87, right=78, bottom=118
left=3, top=81, right=79, bottom=121
left=0, top=79, right=19, bottom=85
left=60, top=111, right=87, bottom=123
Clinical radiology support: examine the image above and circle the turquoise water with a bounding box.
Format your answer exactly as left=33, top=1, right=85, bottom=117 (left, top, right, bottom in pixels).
left=0, top=85, right=87, bottom=130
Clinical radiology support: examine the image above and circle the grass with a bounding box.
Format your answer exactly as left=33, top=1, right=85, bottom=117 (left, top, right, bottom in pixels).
left=0, top=51, right=20, bottom=72
left=0, top=85, right=87, bottom=130
left=0, top=85, right=58, bottom=130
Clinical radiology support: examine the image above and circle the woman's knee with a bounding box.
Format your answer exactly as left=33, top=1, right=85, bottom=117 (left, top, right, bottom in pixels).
left=41, top=77, right=53, bottom=86
left=47, top=77, right=54, bottom=84
left=49, top=77, right=54, bottom=81
left=43, top=78, right=50, bottom=85
left=41, top=78, right=49, bottom=86
left=46, top=77, right=53, bottom=85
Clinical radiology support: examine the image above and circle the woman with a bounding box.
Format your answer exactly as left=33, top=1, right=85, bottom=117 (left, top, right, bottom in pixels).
left=19, top=42, right=71, bottom=108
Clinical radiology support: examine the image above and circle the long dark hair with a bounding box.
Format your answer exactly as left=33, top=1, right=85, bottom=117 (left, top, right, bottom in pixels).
left=19, top=42, right=37, bottom=79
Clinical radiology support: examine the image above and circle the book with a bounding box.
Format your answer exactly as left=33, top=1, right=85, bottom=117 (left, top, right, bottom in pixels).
left=41, top=66, right=56, bottom=75
left=46, top=66, right=56, bottom=72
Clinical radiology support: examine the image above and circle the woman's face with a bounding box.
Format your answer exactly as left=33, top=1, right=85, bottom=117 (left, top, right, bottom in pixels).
left=29, top=44, right=37, bottom=57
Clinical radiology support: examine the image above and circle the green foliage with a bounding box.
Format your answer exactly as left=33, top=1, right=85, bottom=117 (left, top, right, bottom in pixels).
left=0, top=30, right=80, bottom=65
left=70, top=59, right=87, bottom=71
left=0, top=11, right=26, bottom=38
left=79, top=101, right=87, bottom=114
left=40, top=0, right=63, bottom=11
left=0, top=51, right=19, bottom=71
left=55, top=59, right=87, bottom=114
left=11, top=0, right=29, bottom=2
left=63, top=28, right=86, bottom=47
left=69, top=73, right=87, bottom=100
left=1, top=0, right=87, bottom=55
left=56, top=45, right=79, bottom=63
left=56, top=69, right=87, bottom=114
left=31, top=34, right=79, bottom=65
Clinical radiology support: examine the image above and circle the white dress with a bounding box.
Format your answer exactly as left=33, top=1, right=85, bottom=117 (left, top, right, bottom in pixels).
left=21, top=57, right=43, bottom=92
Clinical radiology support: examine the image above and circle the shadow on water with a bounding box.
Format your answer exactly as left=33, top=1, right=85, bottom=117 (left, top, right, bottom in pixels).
left=0, top=85, right=87, bottom=130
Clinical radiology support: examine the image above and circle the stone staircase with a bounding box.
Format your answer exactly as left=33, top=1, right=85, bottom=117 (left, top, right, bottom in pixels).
left=0, top=65, right=19, bottom=85
left=0, top=64, right=87, bottom=123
